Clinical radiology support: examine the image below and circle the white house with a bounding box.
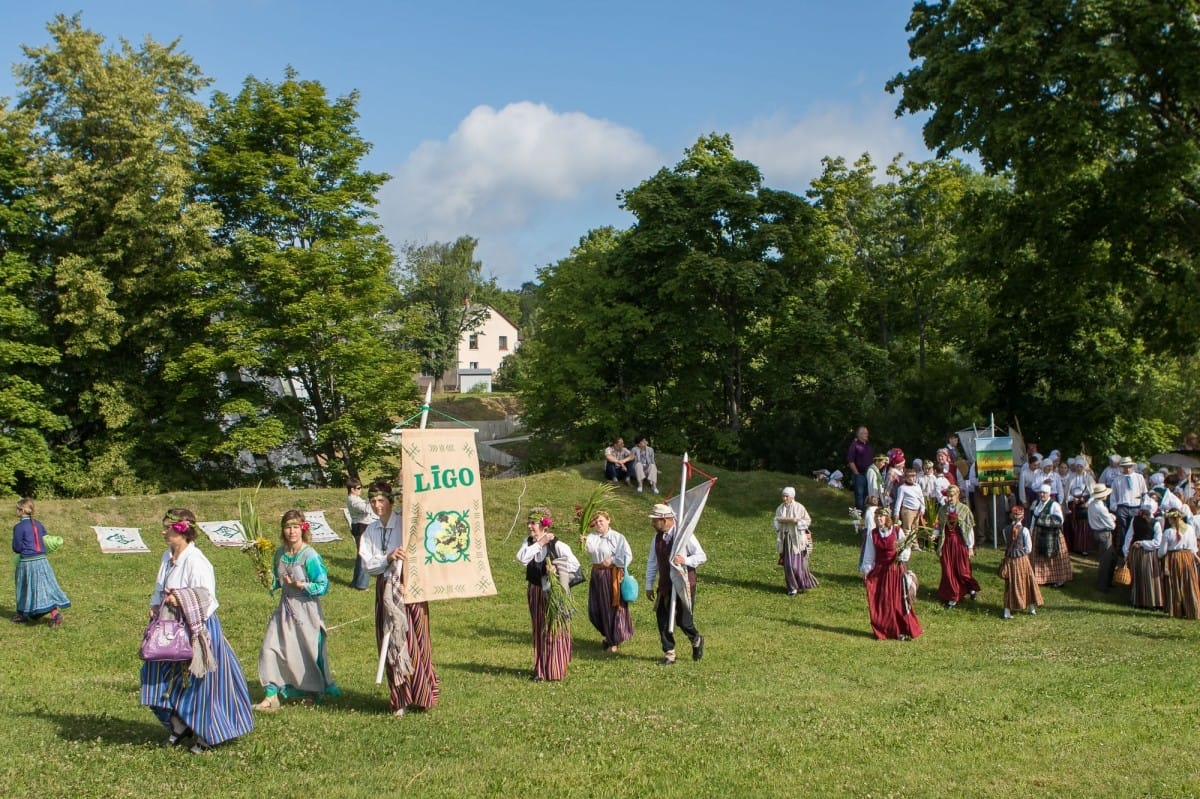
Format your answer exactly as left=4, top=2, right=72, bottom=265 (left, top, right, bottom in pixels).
left=418, top=305, right=521, bottom=392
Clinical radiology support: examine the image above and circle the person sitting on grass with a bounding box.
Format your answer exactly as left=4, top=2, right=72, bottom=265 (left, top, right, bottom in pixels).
left=604, top=437, right=636, bottom=485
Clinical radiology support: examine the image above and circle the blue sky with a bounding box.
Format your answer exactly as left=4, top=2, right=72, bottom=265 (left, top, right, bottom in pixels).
left=0, top=2, right=933, bottom=288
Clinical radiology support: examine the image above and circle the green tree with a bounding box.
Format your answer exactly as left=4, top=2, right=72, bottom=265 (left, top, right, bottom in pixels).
left=396, top=236, right=499, bottom=392
left=888, top=0, right=1200, bottom=450
left=196, top=68, right=415, bottom=483
left=14, top=14, right=225, bottom=495
left=0, top=106, right=65, bottom=495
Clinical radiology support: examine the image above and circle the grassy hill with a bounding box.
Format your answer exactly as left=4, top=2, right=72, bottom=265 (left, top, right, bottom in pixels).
left=2, top=457, right=1197, bottom=798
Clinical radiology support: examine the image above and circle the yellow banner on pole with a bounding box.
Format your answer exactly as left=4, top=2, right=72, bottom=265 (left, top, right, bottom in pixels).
left=399, top=427, right=497, bottom=601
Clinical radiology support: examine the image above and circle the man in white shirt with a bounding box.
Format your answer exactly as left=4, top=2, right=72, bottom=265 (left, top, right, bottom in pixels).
left=1111, top=456, right=1147, bottom=540
left=1087, top=483, right=1119, bottom=591
left=644, top=503, right=706, bottom=666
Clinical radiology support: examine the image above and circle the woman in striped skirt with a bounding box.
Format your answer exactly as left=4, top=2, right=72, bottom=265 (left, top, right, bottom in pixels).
left=775, top=487, right=819, bottom=596
left=583, top=510, right=634, bottom=653
left=1122, top=500, right=1164, bottom=609
left=517, top=508, right=579, bottom=680
left=360, top=481, right=440, bottom=716
left=140, top=508, right=254, bottom=753
left=1159, top=510, right=1200, bottom=619
left=1000, top=505, right=1043, bottom=618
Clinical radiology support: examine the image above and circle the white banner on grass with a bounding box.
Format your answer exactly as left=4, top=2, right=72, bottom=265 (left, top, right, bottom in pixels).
left=93, top=526, right=151, bottom=554
left=304, top=511, right=341, bottom=543
left=198, top=520, right=248, bottom=547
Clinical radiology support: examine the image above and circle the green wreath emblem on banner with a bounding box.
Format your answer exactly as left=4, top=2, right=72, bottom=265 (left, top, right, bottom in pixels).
left=423, top=510, right=472, bottom=564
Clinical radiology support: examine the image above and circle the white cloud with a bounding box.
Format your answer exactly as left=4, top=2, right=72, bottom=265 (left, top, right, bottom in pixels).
left=378, top=101, right=660, bottom=287
left=731, top=98, right=932, bottom=192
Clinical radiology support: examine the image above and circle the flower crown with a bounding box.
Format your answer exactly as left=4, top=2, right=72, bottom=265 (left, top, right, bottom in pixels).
left=164, top=513, right=192, bottom=534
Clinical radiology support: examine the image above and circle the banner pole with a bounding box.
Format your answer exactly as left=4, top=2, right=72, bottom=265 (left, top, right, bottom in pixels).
left=668, top=452, right=689, bottom=634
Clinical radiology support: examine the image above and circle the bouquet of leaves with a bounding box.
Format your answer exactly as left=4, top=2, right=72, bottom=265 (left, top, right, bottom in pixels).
left=544, top=560, right=575, bottom=637
left=894, top=526, right=923, bottom=557
left=576, top=481, right=615, bottom=544
left=238, top=486, right=275, bottom=591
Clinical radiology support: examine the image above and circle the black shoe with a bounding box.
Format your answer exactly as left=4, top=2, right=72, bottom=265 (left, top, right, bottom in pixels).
left=692, top=635, right=705, bottom=661
left=658, top=657, right=676, bottom=666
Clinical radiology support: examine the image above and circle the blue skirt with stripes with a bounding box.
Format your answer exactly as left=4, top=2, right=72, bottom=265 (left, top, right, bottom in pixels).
left=140, top=612, right=254, bottom=746
left=14, top=555, right=71, bottom=617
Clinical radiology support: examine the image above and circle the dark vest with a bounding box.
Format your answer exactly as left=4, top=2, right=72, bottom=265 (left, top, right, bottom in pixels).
left=654, top=529, right=696, bottom=596
left=525, top=537, right=559, bottom=584
left=1131, top=515, right=1155, bottom=543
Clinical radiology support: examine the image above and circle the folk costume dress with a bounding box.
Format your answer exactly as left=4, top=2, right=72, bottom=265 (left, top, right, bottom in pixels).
left=1029, top=497, right=1072, bottom=585
left=258, top=545, right=339, bottom=701
left=1122, top=514, right=1165, bottom=609
left=860, top=525, right=923, bottom=641
left=775, top=499, right=819, bottom=594
left=584, top=529, right=634, bottom=649
left=1159, top=521, right=1200, bottom=619
left=1000, top=523, right=1043, bottom=615
left=935, top=514, right=980, bottom=606
left=361, top=510, right=440, bottom=712
left=140, top=543, right=254, bottom=748
left=517, top=536, right=580, bottom=680
left=12, top=515, right=70, bottom=620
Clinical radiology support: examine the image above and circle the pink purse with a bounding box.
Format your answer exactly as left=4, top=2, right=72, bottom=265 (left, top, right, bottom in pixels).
left=139, top=605, right=194, bottom=661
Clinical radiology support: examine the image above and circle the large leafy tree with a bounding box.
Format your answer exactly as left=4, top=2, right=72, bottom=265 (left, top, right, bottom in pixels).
left=0, top=107, right=64, bottom=494
left=195, top=69, right=415, bottom=483
left=888, top=0, right=1200, bottom=449
left=519, top=135, right=831, bottom=469
left=14, top=14, right=225, bottom=494
left=396, top=236, right=498, bottom=392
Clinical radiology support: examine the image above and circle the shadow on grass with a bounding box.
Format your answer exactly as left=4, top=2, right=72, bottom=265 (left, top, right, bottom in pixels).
left=470, top=623, right=528, bottom=645
left=25, top=709, right=167, bottom=745
left=701, top=573, right=781, bottom=594
left=440, top=660, right=531, bottom=680
left=769, top=616, right=875, bottom=639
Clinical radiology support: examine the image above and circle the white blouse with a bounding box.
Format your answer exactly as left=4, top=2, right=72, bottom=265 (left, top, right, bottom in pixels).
left=359, top=510, right=404, bottom=576
left=584, top=530, right=633, bottom=568
left=150, top=543, right=219, bottom=617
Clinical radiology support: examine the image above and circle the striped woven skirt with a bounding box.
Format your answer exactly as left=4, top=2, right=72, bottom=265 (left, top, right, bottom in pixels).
left=1128, top=546, right=1165, bottom=609
left=586, top=565, right=633, bottom=648
left=527, top=582, right=572, bottom=680
left=140, top=613, right=254, bottom=746
left=1030, top=529, right=1073, bottom=585
left=374, top=579, right=440, bottom=711
left=1162, top=550, right=1200, bottom=619
left=14, top=555, right=71, bottom=617
left=1002, top=555, right=1043, bottom=612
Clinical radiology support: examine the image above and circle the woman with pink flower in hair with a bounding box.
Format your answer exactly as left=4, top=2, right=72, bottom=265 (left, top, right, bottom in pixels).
left=254, top=510, right=339, bottom=711
left=140, top=508, right=254, bottom=753
left=517, top=507, right=579, bottom=680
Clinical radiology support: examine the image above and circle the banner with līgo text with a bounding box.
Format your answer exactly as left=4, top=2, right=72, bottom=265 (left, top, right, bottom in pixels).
left=399, top=427, right=497, bottom=602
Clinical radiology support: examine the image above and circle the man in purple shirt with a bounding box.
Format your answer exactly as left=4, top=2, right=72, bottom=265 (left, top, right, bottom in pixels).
left=847, top=426, right=874, bottom=513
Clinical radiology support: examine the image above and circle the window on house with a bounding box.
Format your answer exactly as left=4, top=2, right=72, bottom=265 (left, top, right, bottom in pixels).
left=498, top=335, right=508, bottom=351
left=468, top=334, right=479, bottom=350
left=469, top=361, right=479, bottom=369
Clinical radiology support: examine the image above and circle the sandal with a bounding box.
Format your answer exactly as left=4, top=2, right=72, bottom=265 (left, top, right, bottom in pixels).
left=11, top=614, right=27, bottom=623
left=189, top=742, right=210, bottom=755
left=49, top=614, right=63, bottom=629
left=253, top=695, right=280, bottom=712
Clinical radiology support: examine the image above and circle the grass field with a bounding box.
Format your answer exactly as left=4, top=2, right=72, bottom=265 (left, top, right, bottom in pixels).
left=2, top=458, right=1198, bottom=798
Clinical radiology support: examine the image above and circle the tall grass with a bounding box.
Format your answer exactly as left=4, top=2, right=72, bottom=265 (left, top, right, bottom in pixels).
left=1, top=460, right=1197, bottom=798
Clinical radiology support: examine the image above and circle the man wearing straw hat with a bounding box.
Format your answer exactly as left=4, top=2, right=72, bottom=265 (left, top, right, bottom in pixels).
left=644, top=503, right=706, bottom=666
left=1087, top=483, right=1118, bottom=591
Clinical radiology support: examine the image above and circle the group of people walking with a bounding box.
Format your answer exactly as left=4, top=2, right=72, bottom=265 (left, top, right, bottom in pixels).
left=516, top=500, right=707, bottom=679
